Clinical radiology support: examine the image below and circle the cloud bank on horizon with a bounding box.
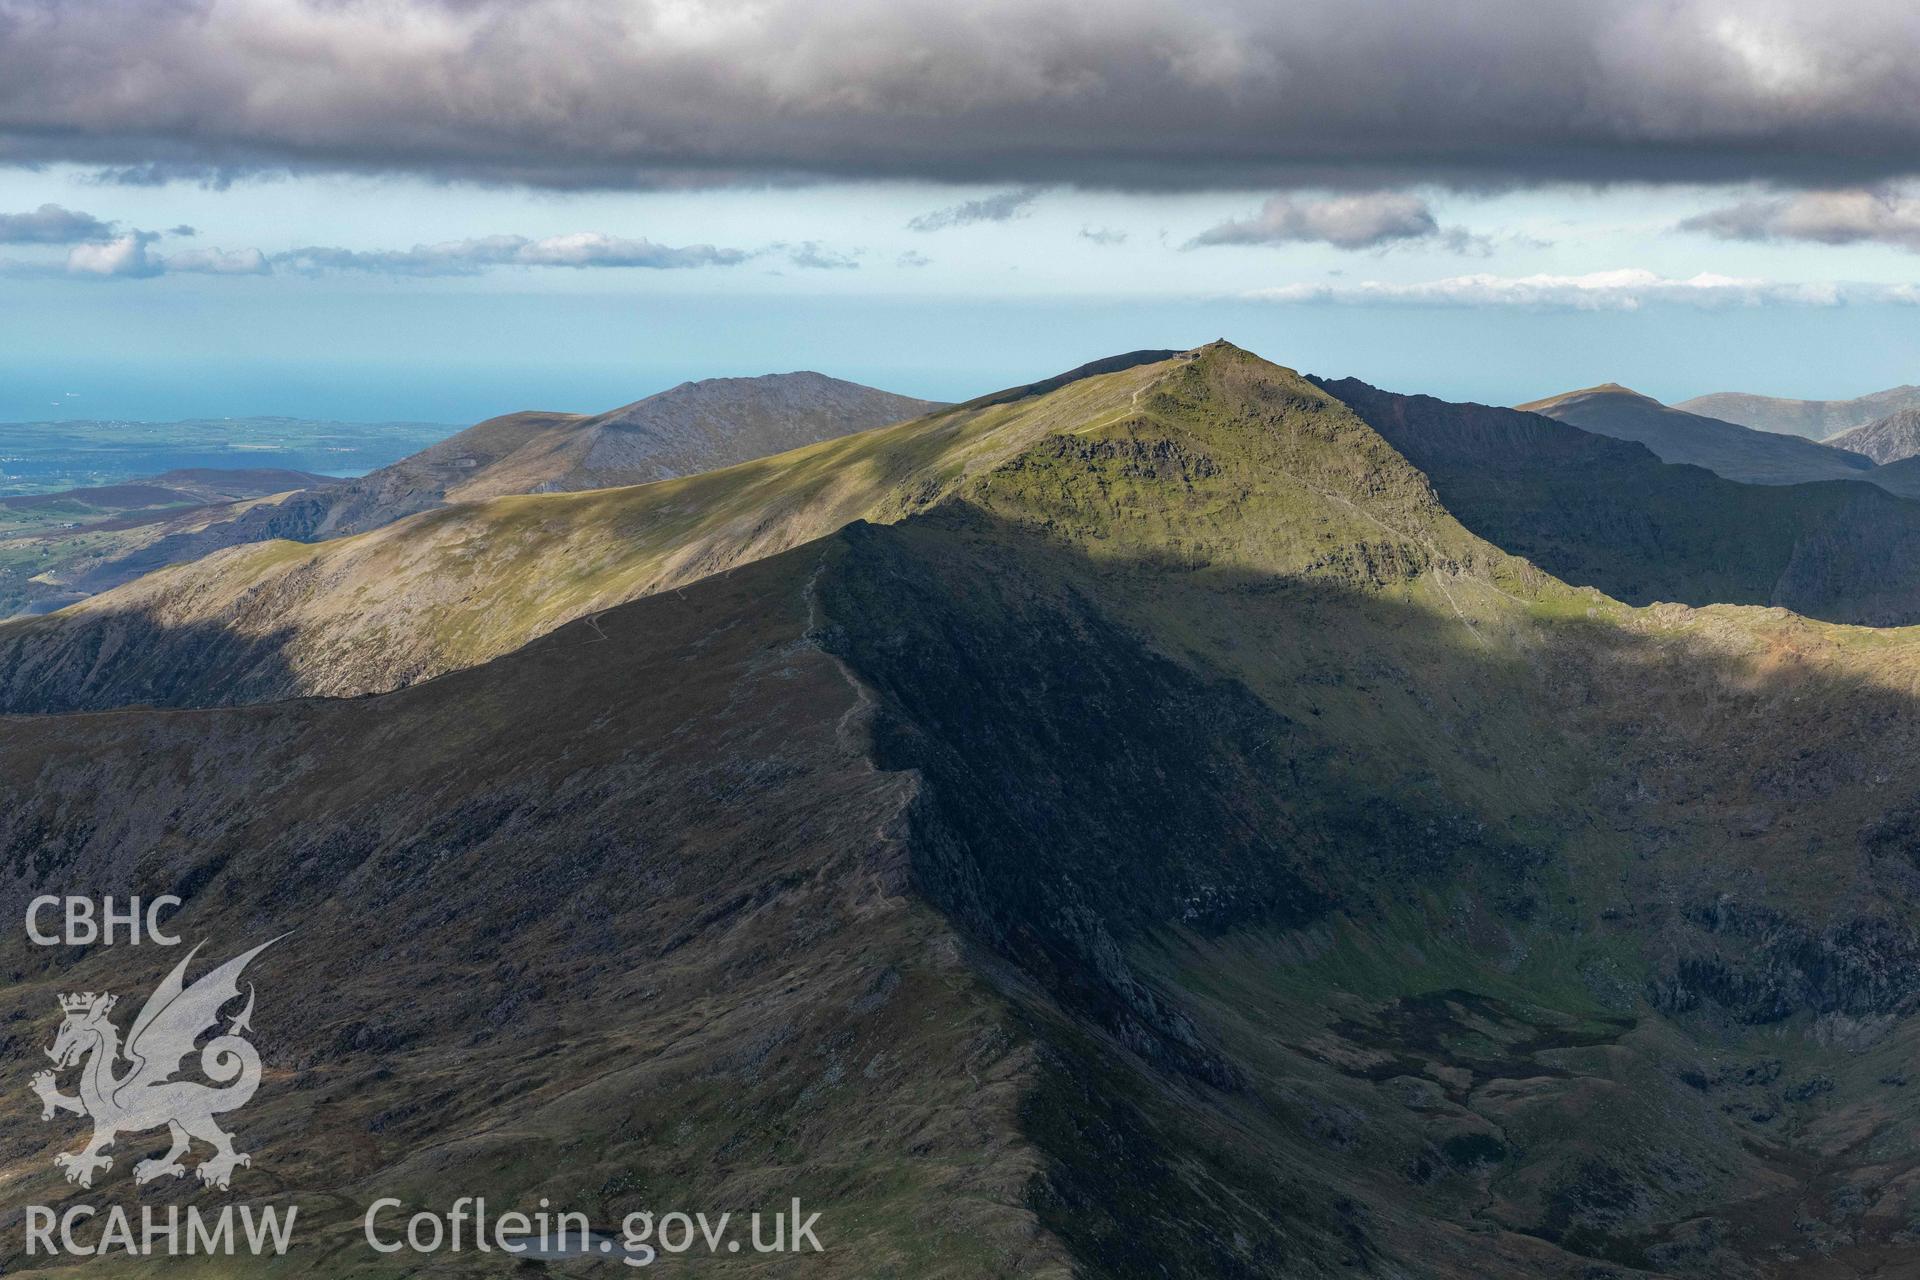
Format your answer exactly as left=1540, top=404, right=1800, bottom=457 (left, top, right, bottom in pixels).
left=6, top=0, right=1920, bottom=192
left=1, top=219, right=859, bottom=280
left=275, top=234, right=753, bottom=277
left=1245, top=269, right=1905, bottom=311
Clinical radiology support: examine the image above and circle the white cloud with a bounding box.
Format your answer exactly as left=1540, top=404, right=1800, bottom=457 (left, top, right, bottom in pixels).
left=513, top=232, right=746, bottom=269
left=781, top=241, right=860, bottom=269
left=32, top=228, right=846, bottom=281
left=1246, top=268, right=1875, bottom=310
left=0, top=204, right=114, bottom=244
left=60, top=232, right=270, bottom=278
left=1681, top=188, right=1920, bottom=251
left=274, top=233, right=751, bottom=276
left=165, top=246, right=272, bottom=275
left=908, top=188, right=1044, bottom=232
left=65, top=233, right=162, bottom=278
left=1191, top=193, right=1441, bottom=250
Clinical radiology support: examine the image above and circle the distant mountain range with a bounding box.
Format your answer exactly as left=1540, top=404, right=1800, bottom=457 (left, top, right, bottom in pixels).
left=1516, top=383, right=1900, bottom=487
left=1676, top=384, right=1920, bottom=438
left=6, top=372, right=939, bottom=613
left=1515, top=385, right=1920, bottom=513
left=1828, top=406, right=1920, bottom=464
left=15, top=345, right=1920, bottom=1276
left=222, top=370, right=941, bottom=542
left=1321, top=377, right=1920, bottom=625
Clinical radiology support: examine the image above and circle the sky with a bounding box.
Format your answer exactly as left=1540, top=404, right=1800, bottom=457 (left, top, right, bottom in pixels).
left=5, top=0, right=1920, bottom=422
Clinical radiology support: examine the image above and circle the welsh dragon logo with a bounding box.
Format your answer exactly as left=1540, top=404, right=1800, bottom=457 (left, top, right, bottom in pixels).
left=30, top=938, right=278, bottom=1190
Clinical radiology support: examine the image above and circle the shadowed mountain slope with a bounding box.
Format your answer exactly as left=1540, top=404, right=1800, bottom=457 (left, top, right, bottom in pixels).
left=13, top=345, right=1920, bottom=1276
left=1321, top=376, right=1920, bottom=625
left=0, top=543, right=1070, bottom=1277
left=1678, top=384, right=1920, bottom=439
left=1518, top=384, right=1906, bottom=490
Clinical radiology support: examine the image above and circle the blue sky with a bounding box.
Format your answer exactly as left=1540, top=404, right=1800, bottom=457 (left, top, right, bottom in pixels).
left=6, top=167, right=1920, bottom=422
left=6, top=1, right=1920, bottom=421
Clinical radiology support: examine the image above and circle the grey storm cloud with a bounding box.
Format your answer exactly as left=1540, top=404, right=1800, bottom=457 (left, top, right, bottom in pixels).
left=0, top=203, right=113, bottom=243
left=1681, top=189, right=1920, bottom=251
left=908, top=188, right=1044, bottom=231
left=273, top=233, right=752, bottom=276
left=12, top=0, right=1920, bottom=192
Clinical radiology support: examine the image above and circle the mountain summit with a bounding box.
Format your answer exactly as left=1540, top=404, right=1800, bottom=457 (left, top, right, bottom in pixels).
left=1517, top=380, right=1649, bottom=406
left=426, top=371, right=942, bottom=501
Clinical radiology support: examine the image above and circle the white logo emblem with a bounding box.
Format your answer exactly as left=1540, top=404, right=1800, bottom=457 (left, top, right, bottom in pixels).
left=30, top=938, right=278, bottom=1190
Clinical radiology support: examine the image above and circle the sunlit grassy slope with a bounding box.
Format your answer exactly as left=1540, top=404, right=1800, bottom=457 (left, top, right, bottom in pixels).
left=0, top=353, right=1188, bottom=704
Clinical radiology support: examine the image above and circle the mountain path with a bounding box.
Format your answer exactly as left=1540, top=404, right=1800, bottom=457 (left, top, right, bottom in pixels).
left=802, top=550, right=880, bottom=760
